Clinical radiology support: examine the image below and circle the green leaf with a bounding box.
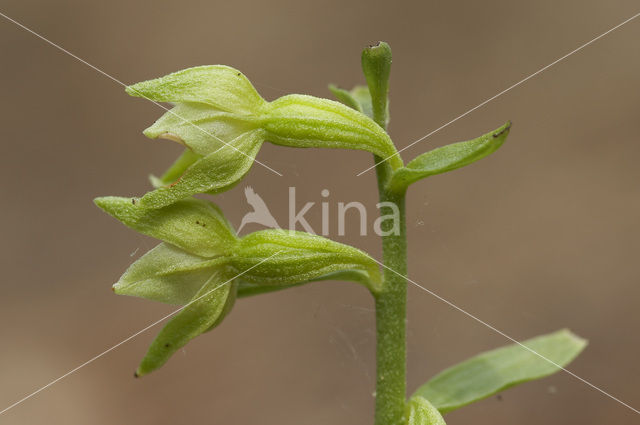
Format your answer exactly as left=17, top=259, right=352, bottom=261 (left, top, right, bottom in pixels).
left=328, top=84, right=380, bottom=124
left=236, top=269, right=372, bottom=298
left=135, top=270, right=237, bottom=377
left=413, top=329, right=587, bottom=414
left=142, top=102, right=261, bottom=156
left=113, top=242, right=230, bottom=304
left=140, top=130, right=264, bottom=209
left=263, top=94, right=402, bottom=169
left=232, top=229, right=382, bottom=293
left=328, top=84, right=363, bottom=112
left=94, top=197, right=238, bottom=257
left=349, top=85, right=375, bottom=121
left=126, top=65, right=267, bottom=114
left=331, top=84, right=386, bottom=130
left=389, top=122, right=511, bottom=193
left=406, top=396, right=446, bottom=425
left=361, top=42, right=392, bottom=128
left=149, top=148, right=202, bottom=188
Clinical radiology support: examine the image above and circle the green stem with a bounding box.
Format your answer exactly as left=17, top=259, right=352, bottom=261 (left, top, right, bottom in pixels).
left=373, top=157, right=407, bottom=425
left=362, top=40, right=406, bottom=424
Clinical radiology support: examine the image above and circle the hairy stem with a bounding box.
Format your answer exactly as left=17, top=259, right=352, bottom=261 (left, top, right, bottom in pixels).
left=373, top=157, right=407, bottom=425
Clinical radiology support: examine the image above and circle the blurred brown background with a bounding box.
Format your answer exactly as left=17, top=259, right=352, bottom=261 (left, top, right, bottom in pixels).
left=1, top=0, right=639, bottom=424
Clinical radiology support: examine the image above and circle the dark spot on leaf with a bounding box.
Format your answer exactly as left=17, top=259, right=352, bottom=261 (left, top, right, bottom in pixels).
left=164, top=343, right=171, bottom=348
left=196, top=221, right=200, bottom=224
left=133, top=371, right=139, bottom=378
left=493, top=121, right=512, bottom=138
left=131, top=198, right=136, bottom=205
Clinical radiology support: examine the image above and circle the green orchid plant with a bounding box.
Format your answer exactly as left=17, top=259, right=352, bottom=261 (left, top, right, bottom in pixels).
left=97, top=42, right=586, bottom=424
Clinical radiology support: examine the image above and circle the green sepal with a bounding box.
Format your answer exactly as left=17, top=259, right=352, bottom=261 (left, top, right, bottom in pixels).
left=140, top=130, right=264, bottom=209
left=232, top=229, right=382, bottom=293
left=94, top=196, right=238, bottom=257
left=126, top=65, right=267, bottom=114
left=263, top=94, right=402, bottom=169
left=135, top=270, right=237, bottom=377
left=113, top=242, right=230, bottom=305
left=149, top=148, right=202, bottom=188
left=413, top=329, right=587, bottom=414
left=388, top=122, right=511, bottom=193
left=405, top=396, right=446, bottom=425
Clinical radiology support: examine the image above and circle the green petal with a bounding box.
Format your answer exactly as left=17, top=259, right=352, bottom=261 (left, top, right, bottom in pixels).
left=140, top=130, right=264, bottom=209
left=405, top=396, right=446, bottom=425
left=94, top=196, right=238, bottom=257
left=114, top=242, right=229, bottom=304
left=126, top=65, right=267, bottom=114
left=388, top=122, right=511, bottom=192
left=142, top=102, right=261, bottom=156
left=149, top=148, right=202, bottom=188
left=413, top=329, right=587, bottom=414
left=233, top=229, right=382, bottom=293
left=136, top=271, right=237, bottom=377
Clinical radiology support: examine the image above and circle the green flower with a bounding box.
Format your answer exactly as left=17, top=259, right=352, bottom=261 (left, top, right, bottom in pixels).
left=95, top=196, right=381, bottom=375
left=126, top=65, right=402, bottom=208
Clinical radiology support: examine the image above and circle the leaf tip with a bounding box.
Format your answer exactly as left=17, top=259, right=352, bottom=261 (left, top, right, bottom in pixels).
left=493, top=121, right=512, bottom=138
left=112, top=281, right=126, bottom=295
left=558, top=328, right=588, bottom=348
left=135, top=363, right=152, bottom=378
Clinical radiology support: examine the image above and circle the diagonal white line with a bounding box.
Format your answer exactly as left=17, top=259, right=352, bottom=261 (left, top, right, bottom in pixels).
left=0, top=11, right=283, bottom=177
left=357, top=10, right=640, bottom=176
left=0, top=251, right=283, bottom=416
left=370, top=257, right=640, bottom=415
